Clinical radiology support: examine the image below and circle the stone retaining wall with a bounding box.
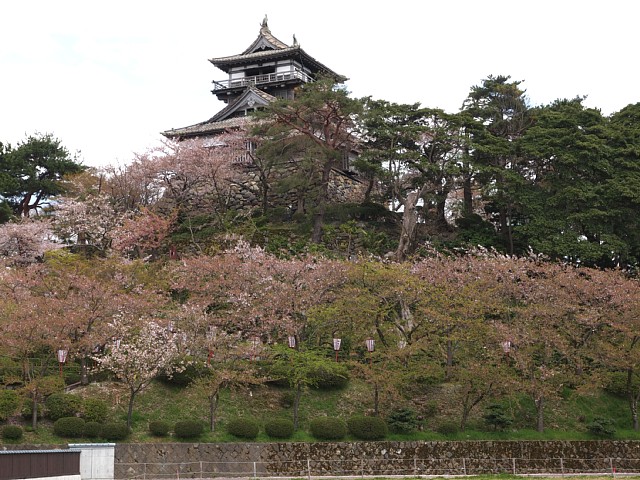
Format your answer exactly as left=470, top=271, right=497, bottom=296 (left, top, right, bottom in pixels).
left=115, top=440, right=640, bottom=479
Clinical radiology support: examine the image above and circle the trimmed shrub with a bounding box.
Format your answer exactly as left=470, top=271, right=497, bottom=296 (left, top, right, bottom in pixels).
left=149, top=420, right=171, bottom=437
left=174, top=420, right=204, bottom=439
left=387, top=407, right=419, bottom=434
left=54, top=416, right=86, bottom=438
left=83, top=421, right=103, bottom=438
left=264, top=418, right=294, bottom=439
left=587, top=416, right=616, bottom=438
left=226, top=418, right=259, bottom=439
left=46, top=393, right=83, bottom=421
left=347, top=415, right=388, bottom=440
left=83, top=398, right=109, bottom=423
left=436, top=421, right=459, bottom=435
left=0, top=390, right=20, bottom=421
left=309, top=417, right=347, bottom=440
left=21, top=401, right=43, bottom=420
left=1, top=425, right=23, bottom=440
left=101, top=422, right=129, bottom=441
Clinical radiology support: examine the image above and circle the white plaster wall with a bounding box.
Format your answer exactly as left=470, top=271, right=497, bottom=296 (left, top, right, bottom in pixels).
left=68, top=444, right=115, bottom=480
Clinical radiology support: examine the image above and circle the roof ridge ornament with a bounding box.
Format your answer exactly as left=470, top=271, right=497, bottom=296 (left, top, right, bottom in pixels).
left=293, top=34, right=298, bottom=46
left=261, top=14, right=269, bottom=30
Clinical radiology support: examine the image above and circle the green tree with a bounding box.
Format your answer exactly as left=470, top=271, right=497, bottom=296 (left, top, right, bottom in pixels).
left=518, top=98, right=620, bottom=266
left=0, top=133, right=84, bottom=217
left=255, top=77, right=363, bottom=243
left=462, top=75, right=532, bottom=254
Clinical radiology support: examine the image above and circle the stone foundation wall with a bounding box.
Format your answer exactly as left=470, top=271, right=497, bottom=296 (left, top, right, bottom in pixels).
left=115, top=440, right=640, bottom=479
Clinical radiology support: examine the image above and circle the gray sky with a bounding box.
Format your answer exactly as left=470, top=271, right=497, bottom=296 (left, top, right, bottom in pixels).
left=1, top=0, right=638, bottom=167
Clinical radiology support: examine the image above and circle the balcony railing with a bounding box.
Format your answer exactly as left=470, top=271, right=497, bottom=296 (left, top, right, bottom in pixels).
left=213, top=69, right=311, bottom=90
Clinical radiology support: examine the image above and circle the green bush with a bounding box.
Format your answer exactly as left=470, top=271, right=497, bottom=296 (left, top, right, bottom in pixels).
left=0, top=390, right=20, bottom=421
left=587, top=416, right=616, bottom=438
left=54, top=416, right=86, bottom=438
left=483, top=403, right=513, bottom=431
left=347, top=415, right=388, bottom=440
left=435, top=421, right=459, bottom=435
left=0, top=357, right=22, bottom=386
left=149, top=420, right=171, bottom=437
left=83, top=398, right=109, bottom=423
left=387, top=407, right=419, bottom=434
left=1, top=425, right=23, bottom=440
left=21, top=401, right=43, bottom=420
left=46, top=393, right=83, bottom=421
left=101, top=422, right=130, bottom=441
left=83, top=421, right=103, bottom=438
left=226, top=418, right=259, bottom=439
left=310, top=364, right=349, bottom=390
left=264, top=418, right=294, bottom=439
left=174, top=420, right=204, bottom=439
left=309, top=417, right=347, bottom=440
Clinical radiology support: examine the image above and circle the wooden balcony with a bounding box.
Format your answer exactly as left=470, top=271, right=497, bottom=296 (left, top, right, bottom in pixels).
left=213, top=69, right=311, bottom=90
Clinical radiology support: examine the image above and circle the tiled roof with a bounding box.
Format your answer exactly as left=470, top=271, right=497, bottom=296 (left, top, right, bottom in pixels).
left=162, top=86, right=274, bottom=138
left=241, top=23, right=289, bottom=54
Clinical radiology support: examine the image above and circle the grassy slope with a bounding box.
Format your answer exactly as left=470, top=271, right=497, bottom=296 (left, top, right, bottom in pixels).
left=7, top=376, right=640, bottom=445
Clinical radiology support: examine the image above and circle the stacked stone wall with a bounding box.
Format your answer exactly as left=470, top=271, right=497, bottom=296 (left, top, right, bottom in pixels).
left=114, top=440, right=640, bottom=479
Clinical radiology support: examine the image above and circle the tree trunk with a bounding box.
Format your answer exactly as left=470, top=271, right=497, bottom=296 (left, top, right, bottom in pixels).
left=445, top=339, right=454, bottom=380
left=463, top=175, right=473, bottom=216
left=209, top=392, right=219, bottom=432
left=311, top=163, right=332, bottom=243
left=627, top=368, right=639, bottom=431
left=395, top=191, right=421, bottom=262
left=373, top=382, right=379, bottom=416
left=80, top=357, right=89, bottom=385
left=127, top=388, right=137, bottom=429
left=535, top=394, right=544, bottom=432
left=31, top=390, right=38, bottom=430
left=293, top=382, right=303, bottom=430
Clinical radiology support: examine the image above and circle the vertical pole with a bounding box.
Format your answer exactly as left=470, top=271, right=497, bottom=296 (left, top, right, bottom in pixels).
left=560, top=458, right=564, bottom=477
left=143, top=463, right=146, bottom=480
left=200, top=461, right=203, bottom=479
left=307, top=458, right=311, bottom=480
left=512, top=458, right=516, bottom=475
left=414, top=457, right=417, bottom=476
left=462, top=458, right=467, bottom=476
left=253, top=461, right=257, bottom=478
left=610, top=458, right=615, bottom=477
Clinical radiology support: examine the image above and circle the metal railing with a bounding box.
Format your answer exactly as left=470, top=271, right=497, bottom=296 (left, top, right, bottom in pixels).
left=117, top=456, right=640, bottom=479
left=213, top=70, right=311, bottom=90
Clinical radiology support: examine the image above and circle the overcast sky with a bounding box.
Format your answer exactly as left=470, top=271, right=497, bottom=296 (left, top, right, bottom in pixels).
left=1, top=1, right=638, bottom=168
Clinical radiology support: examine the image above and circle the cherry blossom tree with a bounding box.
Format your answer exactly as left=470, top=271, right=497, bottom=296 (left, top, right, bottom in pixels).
left=93, top=317, right=184, bottom=428
left=0, top=219, right=60, bottom=264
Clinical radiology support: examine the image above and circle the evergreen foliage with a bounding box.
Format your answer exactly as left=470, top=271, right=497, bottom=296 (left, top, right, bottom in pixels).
left=149, top=420, right=171, bottom=437
left=309, top=417, right=347, bottom=440
left=46, top=393, right=83, bottom=421
left=53, top=417, right=86, bottom=438
left=101, top=422, right=130, bottom=440
left=264, top=418, right=295, bottom=439
left=347, top=415, right=388, bottom=440
left=226, top=418, right=259, bottom=439
left=1, top=424, right=23, bottom=440
left=174, top=420, right=204, bottom=439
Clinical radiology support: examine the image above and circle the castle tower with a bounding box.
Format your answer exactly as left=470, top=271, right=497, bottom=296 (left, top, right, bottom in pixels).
left=163, top=16, right=346, bottom=139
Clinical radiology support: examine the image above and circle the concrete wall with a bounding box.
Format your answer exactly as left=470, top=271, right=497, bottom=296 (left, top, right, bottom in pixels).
left=114, top=440, right=640, bottom=479
left=69, top=444, right=115, bottom=480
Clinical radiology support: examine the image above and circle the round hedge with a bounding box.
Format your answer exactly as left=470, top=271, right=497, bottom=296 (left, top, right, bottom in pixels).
left=149, top=420, right=171, bottom=437
left=0, top=390, right=20, bottom=421
left=174, top=420, right=204, bottom=439
left=101, top=422, right=129, bottom=441
left=83, top=421, right=103, bottom=438
left=347, top=415, right=388, bottom=440
left=309, top=417, right=347, bottom=440
left=264, top=418, right=294, bottom=439
left=226, top=418, right=259, bottom=439
left=1, top=425, right=23, bottom=440
left=54, top=417, right=86, bottom=438
left=46, top=393, right=83, bottom=421
left=82, top=398, right=109, bottom=423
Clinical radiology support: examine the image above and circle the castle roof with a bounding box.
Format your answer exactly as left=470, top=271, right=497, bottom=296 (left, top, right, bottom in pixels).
left=162, top=86, right=274, bottom=138
left=209, top=17, right=346, bottom=82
